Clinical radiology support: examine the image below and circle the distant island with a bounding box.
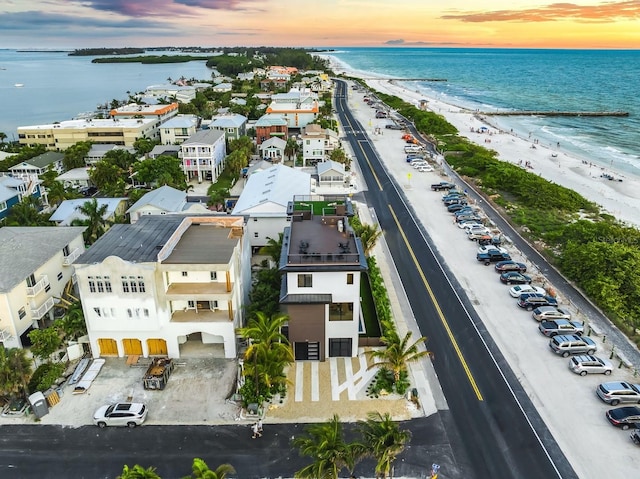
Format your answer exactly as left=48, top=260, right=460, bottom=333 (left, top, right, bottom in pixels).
left=91, top=55, right=207, bottom=64
left=69, top=47, right=146, bottom=56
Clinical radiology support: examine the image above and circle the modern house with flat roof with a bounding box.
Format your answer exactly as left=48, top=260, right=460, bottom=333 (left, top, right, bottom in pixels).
left=18, top=117, right=158, bottom=150
left=265, top=90, right=319, bottom=130
left=0, top=226, right=86, bottom=349
left=109, top=102, right=179, bottom=123
left=180, top=129, right=226, bottom=183
left=74, top=215, right=251, bottom=359
left=278, top=196, right=366, bottom=361
left=232, top=164, right=311, bottom=249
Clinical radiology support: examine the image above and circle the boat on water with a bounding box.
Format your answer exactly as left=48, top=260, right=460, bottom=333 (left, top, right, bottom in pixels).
left=14, top=83, right=24, bottom=87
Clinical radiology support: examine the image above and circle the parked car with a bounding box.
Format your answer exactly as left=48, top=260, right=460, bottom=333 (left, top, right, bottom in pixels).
left=532, top=306, right=572, bottom=321
left=79, top=186, right=97, bottom=197
left=549, top=334, right=596, bottom=357
left=495, top=261, right=527, bottom=273
left=597, top=381, right=640, bottom=405
left=448, top=203, right=471, bottom=213
left=467, top=228, right=491, bottom=241
left=456, top=214, right=482, bottom=224
left=431, top=181, right=456, bottom=191
left=386, top=123, right=404, bottom=130
left=415, top=165, right=434, bottom=172
left=477, top=248, right=511, bottom=265
left=500, top=272, right=532, bottom=284
left=459, top=221, right=484, bottom=230
left=93, top=402, right=148, bottom=428
left=444, top=197, right=468, bottom=206
left=517, top=294, right=558, bottom=310
left=538, top=319, right=584, bottom=337
left=606, top=406, right=640, bottom=429
left=569, top=355, right=613, bottom=376
left=411, top=160, right=428, bottom=167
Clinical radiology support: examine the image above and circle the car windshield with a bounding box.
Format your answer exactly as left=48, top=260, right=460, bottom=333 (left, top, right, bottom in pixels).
left=105, top=405, right=115, bottom=415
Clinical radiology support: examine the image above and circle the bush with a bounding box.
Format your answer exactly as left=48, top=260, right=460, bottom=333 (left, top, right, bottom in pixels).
left=28, top=363, right=65, bottom=394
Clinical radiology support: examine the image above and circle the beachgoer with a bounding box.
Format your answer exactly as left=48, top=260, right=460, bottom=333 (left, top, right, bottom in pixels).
left=257, top=418, right=263, bottom=432
left=252, top=422, right=262, bottom=438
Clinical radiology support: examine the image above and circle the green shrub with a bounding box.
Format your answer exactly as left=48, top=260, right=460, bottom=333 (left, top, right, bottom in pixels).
left=28, top=363, right=65, bottom=393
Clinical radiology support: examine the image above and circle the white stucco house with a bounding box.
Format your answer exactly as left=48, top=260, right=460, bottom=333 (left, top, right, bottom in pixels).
left=0, top=227, right=86, bottom=349
left=301, top=124, right=340, bottom=166
left=317, top=160, right=347, bottom=188
left=180, top=129, right=226, bottom=183
left=73, top=215, right=251, bottom=359
left=232, top=164, right=311, bottom=249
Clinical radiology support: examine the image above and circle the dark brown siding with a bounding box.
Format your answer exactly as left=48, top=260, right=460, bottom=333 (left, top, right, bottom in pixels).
left=287, top=304, right=326, bottom=360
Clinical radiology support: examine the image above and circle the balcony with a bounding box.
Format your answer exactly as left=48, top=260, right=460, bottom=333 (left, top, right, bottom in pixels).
left=63, top=247, right=82, bottom=266
left=31, top=297, right=55, bottom=320
left=26, top=275, right=49, bottom=297
left=170, top=308, right=231, bottom=323
left=165, top=282, right=232, bottom=300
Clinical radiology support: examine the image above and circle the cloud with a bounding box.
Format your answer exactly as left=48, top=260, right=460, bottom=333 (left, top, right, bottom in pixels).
left=80, top=0, right=258, bottom=17
left=385, top=39, right=405, bottom=45
left=441, top=1, right=640, bottom=23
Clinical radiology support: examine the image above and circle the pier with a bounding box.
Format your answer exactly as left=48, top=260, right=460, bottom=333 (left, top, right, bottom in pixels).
left=478, top=110, right=629, bottom=117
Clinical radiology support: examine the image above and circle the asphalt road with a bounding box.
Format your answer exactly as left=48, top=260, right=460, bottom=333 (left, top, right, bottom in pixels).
left=0, top=415, right=453, bottom=479
left=334, top=79, right=579, bottom=479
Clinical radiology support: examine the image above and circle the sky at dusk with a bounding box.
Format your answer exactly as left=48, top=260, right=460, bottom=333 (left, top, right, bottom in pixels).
left=1, top=0, right=639, bottom=49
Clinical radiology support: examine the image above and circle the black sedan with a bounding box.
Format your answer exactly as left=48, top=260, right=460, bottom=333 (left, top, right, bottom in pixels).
left=500, top=272, right=532, bottom=285
left=606, top=406, right=640, bottom=430
left=494, top=261, right=527, bottom=273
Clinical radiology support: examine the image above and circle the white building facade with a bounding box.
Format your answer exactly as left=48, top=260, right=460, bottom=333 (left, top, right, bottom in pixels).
left=74, top=216, right=251, bottom=359
left=180, top=130, right=226, bottom=183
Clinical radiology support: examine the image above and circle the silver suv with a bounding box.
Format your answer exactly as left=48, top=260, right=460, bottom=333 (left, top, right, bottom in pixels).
left=532, top=306, right=571, bottom=322
left=597, top=381, right=640, bottom=406
left=569, top=355, right=613, bottom=376
left=549, top=334, right=596, bottom=357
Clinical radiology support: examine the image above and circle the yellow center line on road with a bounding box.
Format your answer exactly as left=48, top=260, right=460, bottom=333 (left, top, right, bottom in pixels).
left=388, top=204, right=484, bottom=401
left=356, top=140, right=383, bottom=191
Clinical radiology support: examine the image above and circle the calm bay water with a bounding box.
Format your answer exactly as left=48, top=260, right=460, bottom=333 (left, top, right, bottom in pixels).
left=0, top=49, right=214, bottom=140
left=328, top=48, right=640, bottom=177
left=2, top=48, right=639, bottom=178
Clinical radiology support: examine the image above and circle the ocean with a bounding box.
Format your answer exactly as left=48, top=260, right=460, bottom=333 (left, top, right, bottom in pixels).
left=0, top=49, right=214, bottom=141
left=326, top=48, right=640, bottom=177
left=1, top=47, right=639, bottom=178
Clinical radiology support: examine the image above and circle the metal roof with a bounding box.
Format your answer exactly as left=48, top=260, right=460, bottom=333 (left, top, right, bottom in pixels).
left=0, top=227, right=86, bottom=292
left=126, top=185, right=186, bottom=215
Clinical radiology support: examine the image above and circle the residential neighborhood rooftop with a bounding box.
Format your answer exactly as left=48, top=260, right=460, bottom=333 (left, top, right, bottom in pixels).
left=162, top=219, right=244, bottom=265
left=0, top=226, right=86, bottom=292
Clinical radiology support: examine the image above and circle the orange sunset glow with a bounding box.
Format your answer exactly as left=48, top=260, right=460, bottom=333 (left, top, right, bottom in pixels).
left=0, top=0, right=638, bottom=48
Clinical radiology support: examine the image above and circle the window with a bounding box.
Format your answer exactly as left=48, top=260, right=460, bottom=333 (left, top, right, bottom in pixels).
left=143, top=309, right=150, bottom=318
left=44, top=284, right=51, bottom=293
left=88, top=276, right=96, bottom=293
left=93, top=307, right=102, bottom=317
left=18, top=307, right=26, bottom=319
left=297, top=274, right=312, bottom=288
left=121, top=276, right=145, bottom=293
left=188, top=300, right=195, bottom=308
left=0, top=201, right=7, bottom=212
left=89, top=275, right=111, bottom=293
left=181, top=271, right=188, bottom=277
left=253, top=217, right=258, bottom=222
left=210, top=271, right=217, bottom=280
left=346, top=273, right=354, bottom=285
left=57, top=272, right=63, bottom=281
left=121, top=276, right=129, bottom=293
left=254, top=232, right=259, bottom=238
left=329, top=303, right=354, bottom=321
left=127, top=308, right=132, bottom=318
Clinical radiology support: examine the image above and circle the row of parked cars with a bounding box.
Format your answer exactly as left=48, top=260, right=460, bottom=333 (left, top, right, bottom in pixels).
left=434, top=182, right=640, bottom=444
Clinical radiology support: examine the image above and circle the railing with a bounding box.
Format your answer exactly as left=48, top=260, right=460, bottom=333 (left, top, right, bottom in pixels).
left=63, top=248, right=82, bottom=266
left=31, top=297, right=55, bottom=320
left=287, top=252, right=360, bottom=264
left=26, top=275, right=49, bottom=297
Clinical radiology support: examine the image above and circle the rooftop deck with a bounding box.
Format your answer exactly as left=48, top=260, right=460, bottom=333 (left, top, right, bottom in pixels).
left=286, top=215, right=360, bottom=265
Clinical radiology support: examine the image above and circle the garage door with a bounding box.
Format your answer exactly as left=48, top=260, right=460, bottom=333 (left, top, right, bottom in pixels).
left=147, top=338, right=167, bottom=356
left=122, top=338, right=142, bottom=356
left=98, top=338, right=118, bottom=356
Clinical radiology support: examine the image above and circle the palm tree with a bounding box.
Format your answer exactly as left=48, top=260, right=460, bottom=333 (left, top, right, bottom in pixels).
left=71, top=198, right=109, bottom=245
left=258, top=233, right=283, bottom=265
left=238, top=312, right=293, bottom=399
left=357, top=412, right=411, bottom=478
left=293, top=415, right=362, bottom=479
left=118, top=464, right=161, bottom=479
left=45, top=180, right=69, bottom=207
left=0, top=131, right=7, bottom=145
left=56, top=300, right=87, bottom=341
left=187, top=458, right=235, bottom=479
left=5, top=197, right=50, bottom=226
left=366, top=330, right=430, bottom=384
left=357, top=223, right=382, bottom=256
left=284, top=138, right=299, bottom=164
left=0, top=346, right=32, bottom=400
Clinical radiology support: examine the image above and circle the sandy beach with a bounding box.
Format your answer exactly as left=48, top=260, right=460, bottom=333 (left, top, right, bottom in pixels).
left=324, top=55, right=640, bottom=229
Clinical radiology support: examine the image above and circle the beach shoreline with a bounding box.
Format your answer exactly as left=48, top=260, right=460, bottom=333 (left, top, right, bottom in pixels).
left=320, top=54, right=640, bottom=229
